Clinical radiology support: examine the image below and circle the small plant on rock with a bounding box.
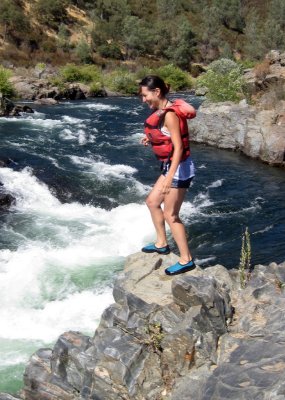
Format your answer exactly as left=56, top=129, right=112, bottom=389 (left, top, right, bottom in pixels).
left=144, top=323, right=164, bottom=353
left=239, top=227, right=251, bottom=289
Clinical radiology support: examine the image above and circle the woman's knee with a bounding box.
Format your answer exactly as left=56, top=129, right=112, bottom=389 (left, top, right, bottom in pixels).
left=164, top=210, right=180, bottom=225
left=146, top=195, right=159, bottom=210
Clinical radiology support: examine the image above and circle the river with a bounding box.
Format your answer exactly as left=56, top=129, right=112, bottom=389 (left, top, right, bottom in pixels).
left=0, top=94, right=284, bottom=393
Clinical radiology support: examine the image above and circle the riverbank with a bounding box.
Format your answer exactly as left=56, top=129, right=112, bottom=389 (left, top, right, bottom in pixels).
left=2, top=252, right=285, bottom=399
left=189, top=50, right=285, bottom=167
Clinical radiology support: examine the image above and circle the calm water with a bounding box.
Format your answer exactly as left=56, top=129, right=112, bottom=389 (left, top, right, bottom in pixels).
left=0, top=94, right=284, bottom=393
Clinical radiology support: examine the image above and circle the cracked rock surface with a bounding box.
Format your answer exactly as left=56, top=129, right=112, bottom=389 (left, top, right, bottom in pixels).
left=2, top=253, right=285, bottom=399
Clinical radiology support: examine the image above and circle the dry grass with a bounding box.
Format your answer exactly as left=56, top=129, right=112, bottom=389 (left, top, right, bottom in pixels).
left=254, top=59, right=271, bottom=80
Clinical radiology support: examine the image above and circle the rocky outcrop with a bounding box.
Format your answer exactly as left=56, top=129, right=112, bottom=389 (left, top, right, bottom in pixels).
left=189, top=99, right=285, bottom=167
left=2, top=252, right=285, bottom=400
left=0, top=95, right=34, bottom=117
left=189, top=50, right=285, bottom=167
left=8, top=76, right=106, bottom=101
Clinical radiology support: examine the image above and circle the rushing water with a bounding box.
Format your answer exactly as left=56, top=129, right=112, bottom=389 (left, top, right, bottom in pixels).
left=0, top=94, right=284, bottom=393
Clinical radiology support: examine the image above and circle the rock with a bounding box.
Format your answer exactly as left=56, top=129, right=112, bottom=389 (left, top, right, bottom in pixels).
left=20, top=252, right=233, bottom=400
left=3, top=254, right=284, bottom=400
left=0, top=193, right=15, bottom=208
left=0, top=395, right=21, bottom=400
left=0, top=95, right=34, bottom=117
left=189, top=100, right=285, bottom=167
left=34, top=98, right=59, bottom=105
left=195, top=86, right=208, bottom=96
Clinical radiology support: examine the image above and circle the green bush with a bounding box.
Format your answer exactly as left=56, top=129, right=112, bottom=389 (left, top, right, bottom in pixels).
left=59, top=64, right=102, bottom=84
left=197, top=58, right=244, bottom=102
left=75, top=39, right=93, bottom=64
left=155, top=64, right=192, bottom=91
left=104, top=70, right=137, bottom=95
left=0, top=67, right=14, bottom=97
left=135, top=67, right=154, bottom=81
left=97, top=43, right=123, bottom=60
left=207, top=58, right=241, bottom=75
left=89, top=81, right=104, bottom=96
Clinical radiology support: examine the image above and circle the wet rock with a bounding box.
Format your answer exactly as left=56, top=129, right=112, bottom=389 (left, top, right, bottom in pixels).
left=0, top=193, right=15, bottom=208
left=0, top=95, right=34, bottom=117
left=34, top=98, right=59, bottom=105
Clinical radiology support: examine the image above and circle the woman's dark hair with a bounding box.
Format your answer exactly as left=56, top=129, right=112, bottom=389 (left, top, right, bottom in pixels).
left=139, top=75, right=170, bottom=96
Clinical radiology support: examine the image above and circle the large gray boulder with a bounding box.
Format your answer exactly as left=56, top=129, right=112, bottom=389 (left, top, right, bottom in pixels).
left=189, top=100, right=285, bottom=167
left=3, top=253, right=285, bottom=400
left=20, top=253, right=234, bottom=400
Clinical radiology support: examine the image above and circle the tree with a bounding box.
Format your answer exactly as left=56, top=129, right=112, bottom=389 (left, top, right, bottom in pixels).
left=213, top=0, right=245, bottom=33
left=75, top=39, right=93, bottom=63
left=244, top=14, right=265, bottom=60
left=164, top=17, right=196, bottom=70
left=35, top=0, right=69, bottom=29
left=262, top=18, right=285, bottom=51
left=199, top=4, right=222, bottom=61
left=0, top=0, right=29, bottom=42
left=268, top=0, right=285, bottom=30
left=122, top=16, right=153, bottom=58
left=57, top=23, right=71, bottom=51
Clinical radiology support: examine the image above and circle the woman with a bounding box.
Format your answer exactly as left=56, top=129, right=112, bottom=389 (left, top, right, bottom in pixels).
left=139, top=75, right=196, bottom=275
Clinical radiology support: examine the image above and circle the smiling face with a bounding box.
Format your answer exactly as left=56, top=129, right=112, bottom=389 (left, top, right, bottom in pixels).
left=140, top=86, right=162, bottom=109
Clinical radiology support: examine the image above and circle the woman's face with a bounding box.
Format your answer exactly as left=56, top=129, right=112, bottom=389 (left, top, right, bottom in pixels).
left=140, top=86, right=161, bottom=109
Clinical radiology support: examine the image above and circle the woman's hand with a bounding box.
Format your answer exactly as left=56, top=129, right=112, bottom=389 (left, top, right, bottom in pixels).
left=160, top=176, right=173, bottom=194
left=141, top=136, right=150, bottom=146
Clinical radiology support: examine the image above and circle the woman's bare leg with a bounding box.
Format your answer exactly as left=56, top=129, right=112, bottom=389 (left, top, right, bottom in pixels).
left=145, top=175, right=168, bottom=247
left=163, top=186, right=192, bottom=264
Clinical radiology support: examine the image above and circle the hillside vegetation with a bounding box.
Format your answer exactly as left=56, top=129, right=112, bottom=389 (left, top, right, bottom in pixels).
left=0, top=0, right=285, bottom=70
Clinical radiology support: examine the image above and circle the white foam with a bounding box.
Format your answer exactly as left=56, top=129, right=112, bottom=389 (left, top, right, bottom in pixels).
left=0, top=167, right=154, bottom=343
left=0, top=289, right=114, bottom=342
left=62, top=116, right=84, bottom=124
left=207, top=179, right=224, bottom=189
left=59, top=128, right=95, bottom=145
left=86, top=103, right=120, bottom=111
left=70, top=156, right=138, bottom=180
left=0, top=350, right=28, bottom=368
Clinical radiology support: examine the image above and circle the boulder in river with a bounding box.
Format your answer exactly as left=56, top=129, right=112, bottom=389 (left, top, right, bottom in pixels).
left=0, top=193, right=15, bottom=209
left=0, top=95, right=34, bottom=117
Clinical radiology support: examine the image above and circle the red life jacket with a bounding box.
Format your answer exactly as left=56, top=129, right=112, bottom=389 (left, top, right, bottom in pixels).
left=144, top=99, right=196, bottom=161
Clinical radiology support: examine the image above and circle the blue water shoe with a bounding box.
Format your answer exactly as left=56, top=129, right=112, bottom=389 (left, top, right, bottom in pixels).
left=141, top=243, right=170, bottom=255
left=165, top=259, right=196, bottom=275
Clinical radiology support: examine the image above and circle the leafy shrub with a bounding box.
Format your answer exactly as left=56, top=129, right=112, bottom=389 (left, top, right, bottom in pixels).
left=155, top=64, right=192, bottom=91
left=89, top=82, right=104, bottom=96
left=208, top=58, right=240, bottom=75
left=135, top=67, right=154, bottom=81
left=75, top=40, right=93, bottom=64
left=59, top=64, right=102, bottom=84
left=0, top=67, right=14, bottom=97
left=104, top=70, right=137, bottom=94
left=97, top=43, right=123, bottom=60
left=197, top=58, right=244, bottom=102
